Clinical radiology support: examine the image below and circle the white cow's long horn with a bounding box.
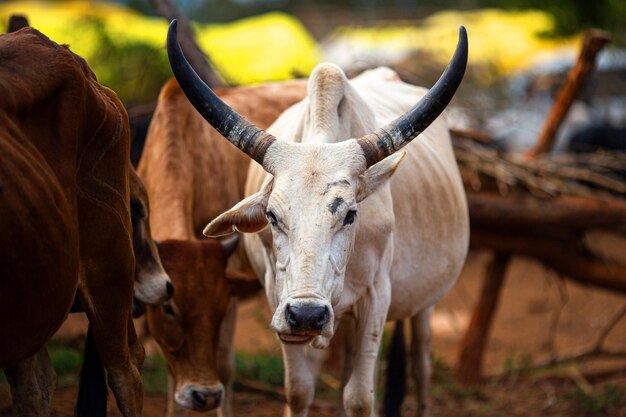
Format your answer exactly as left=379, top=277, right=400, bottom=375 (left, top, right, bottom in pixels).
left=167, top=19, right=277, bottom=168
left=356, top=26, right=468, bottom=167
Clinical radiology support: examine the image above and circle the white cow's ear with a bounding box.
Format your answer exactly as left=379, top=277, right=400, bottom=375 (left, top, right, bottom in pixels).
left=356, top=150, right=406, bottom=202
left=204, top=180, right=273, bottom=237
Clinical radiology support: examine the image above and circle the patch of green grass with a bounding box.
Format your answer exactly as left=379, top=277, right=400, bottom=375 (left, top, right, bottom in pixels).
left=48, top=342, right=84, bottom=388
left=141, top=353, right=168, bottom=394
left=564, top=383, right=625, bottom=415
left=0, top=345, right=84, bottom=390
left=235, top=351, right=284, bottom=386
left=7, top=342, right=169, bottom=393
left=430, top=356, right=485, bottom=402
left=501, top=352, right=533, bottom=375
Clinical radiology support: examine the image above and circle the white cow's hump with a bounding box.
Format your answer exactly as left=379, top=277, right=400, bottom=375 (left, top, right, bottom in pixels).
left=267, top=64, right=424, bottom=143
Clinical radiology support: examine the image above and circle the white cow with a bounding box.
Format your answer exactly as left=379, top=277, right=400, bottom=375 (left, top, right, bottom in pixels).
left=167, top=20, right=469, bottom=417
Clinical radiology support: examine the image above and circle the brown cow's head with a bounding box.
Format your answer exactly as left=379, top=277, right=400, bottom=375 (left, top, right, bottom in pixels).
left=130, top=168, right=173, bottom=304
left=146, top=238, right=259, bottom=412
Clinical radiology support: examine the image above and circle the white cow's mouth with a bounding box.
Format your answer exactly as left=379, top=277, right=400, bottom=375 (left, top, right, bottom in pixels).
left=278, top=333, right=314, bottom=344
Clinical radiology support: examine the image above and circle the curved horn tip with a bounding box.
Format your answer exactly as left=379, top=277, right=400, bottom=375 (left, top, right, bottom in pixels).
left=458, top=25, right=468, bottom=46
left=167, top=19, right=178, bottom=44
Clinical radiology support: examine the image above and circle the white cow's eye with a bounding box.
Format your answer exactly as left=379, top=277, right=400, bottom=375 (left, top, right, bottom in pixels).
left=266, top=211, right=278, bottom=226
left=343, top=209, right=357, bottom=226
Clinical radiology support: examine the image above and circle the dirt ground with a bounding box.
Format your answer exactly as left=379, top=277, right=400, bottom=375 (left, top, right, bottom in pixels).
left=1, top=251, right=625, bottom=416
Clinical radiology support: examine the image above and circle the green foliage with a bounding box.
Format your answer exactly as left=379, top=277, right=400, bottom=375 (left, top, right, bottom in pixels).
left=478, top=0, right=626, bottom=42
left=328, top=9, right=579, bottom=81
left=0, top=1, right=320, bottom=103
left=565, top=383, right=625, bottom=415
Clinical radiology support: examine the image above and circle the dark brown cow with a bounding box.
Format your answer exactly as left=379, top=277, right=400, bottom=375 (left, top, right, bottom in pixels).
left=0, top=27, right=142, bottom=416
left=138, top=78, right=306, bottom=416
left=0, top=110, right=79, bottom=416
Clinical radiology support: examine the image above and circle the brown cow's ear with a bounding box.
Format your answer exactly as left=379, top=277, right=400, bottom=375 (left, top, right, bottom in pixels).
left=226, top=269, right=262, bottom=299
left=204, top=179, right=273, bottom=237
left=356, top=150, right=406, bottom=203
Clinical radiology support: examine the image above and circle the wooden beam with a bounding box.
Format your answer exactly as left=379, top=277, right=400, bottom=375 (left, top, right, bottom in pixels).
left=468, top=193, right=626, bottom=232
left=526, top=30, right=611, bottom=158
left=471, top=231, right=626, bottom=294
left=450, top=127, right=493, bottom=144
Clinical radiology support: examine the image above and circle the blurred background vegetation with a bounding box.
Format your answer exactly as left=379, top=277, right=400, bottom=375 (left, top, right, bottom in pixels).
left=1, top=0, right=624, bottom=105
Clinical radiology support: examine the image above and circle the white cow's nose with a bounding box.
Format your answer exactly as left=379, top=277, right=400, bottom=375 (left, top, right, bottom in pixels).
left=285, top=303, right=329, bottom=332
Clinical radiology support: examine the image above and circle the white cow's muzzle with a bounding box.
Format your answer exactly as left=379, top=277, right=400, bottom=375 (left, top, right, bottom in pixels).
left=271, top=297, right=334, bottom=344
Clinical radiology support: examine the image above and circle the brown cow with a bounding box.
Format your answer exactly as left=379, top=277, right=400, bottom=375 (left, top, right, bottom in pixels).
left=147, top=238, right=260, bottom=414
left=138, top=78, right=306, bottom=416
left=0, top=27, right=142, bottom=416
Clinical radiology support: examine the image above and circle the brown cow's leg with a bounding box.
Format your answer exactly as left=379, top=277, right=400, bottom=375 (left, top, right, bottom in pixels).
left=128, top=315, right=146, bottom=371
left=410, top=307, right=433, bottom=417
left=80, top=272, right=142, bottom=417
left=5, top=347, right=56, bottom=417
left=78, top=220, right=142, bottom=417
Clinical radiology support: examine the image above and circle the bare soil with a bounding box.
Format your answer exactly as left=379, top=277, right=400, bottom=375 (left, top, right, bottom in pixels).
left=1, top=252, right=625, bottom=416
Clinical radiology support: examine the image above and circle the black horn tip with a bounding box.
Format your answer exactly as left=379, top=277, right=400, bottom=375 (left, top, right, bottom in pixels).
left=167, top=19, right=179, bottom=58
left=453, top=25, right=468, bottom=68
left=458, top=25, right=468, bottom=56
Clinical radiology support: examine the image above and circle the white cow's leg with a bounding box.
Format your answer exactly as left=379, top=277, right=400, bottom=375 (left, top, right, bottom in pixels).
left=343, top=283, right=391, bottom=417
left=410, top=307, right=433, bottom=417
left=5, top=346, right=56, bottom=417
left=337, top=317, right=356, bottom=417
left=282, top=344, right=317, bottom=417
left=216, top=299, right=237, bottom=417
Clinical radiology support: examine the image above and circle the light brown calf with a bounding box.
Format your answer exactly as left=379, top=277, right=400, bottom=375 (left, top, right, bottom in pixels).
left=138, top=78, right=307, bottom=416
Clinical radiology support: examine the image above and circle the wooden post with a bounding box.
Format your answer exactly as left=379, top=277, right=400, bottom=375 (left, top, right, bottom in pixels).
left=7, top=14, right=29, bottom=33
left=455, top=253, right=511, bottom=386
left=150, top=0, right=225, bottom=88
left=526, top=30, right=611, bottom=158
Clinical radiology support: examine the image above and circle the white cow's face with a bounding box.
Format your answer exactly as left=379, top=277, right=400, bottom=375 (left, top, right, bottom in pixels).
left=206, top=141, right=405, bottom=345
left=264, top=156, right=357, bottom=344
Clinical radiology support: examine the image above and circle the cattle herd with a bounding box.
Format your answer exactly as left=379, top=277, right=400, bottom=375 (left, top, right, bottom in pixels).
left=0, top=18, right=469, bottom=417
